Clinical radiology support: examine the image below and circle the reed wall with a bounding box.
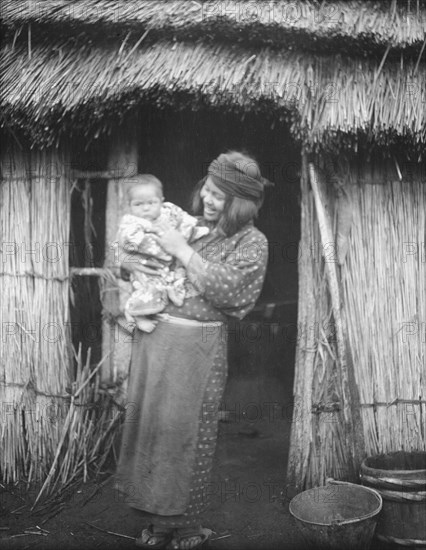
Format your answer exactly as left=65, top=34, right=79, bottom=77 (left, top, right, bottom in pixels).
left=0, top=145, right=71, bottom=483
left=288, top=155, right=425, bottom=489
left=342, top=166, right=425, bottom=457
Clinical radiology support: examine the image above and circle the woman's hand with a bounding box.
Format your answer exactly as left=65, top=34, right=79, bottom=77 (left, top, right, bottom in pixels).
left=153, top=222, right=194, bottom=267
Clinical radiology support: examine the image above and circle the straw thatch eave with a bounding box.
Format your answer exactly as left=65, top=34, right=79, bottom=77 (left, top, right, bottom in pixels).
left=2, top=0, right=426, bottom=58
left=1, top=39, right=425, bottom=156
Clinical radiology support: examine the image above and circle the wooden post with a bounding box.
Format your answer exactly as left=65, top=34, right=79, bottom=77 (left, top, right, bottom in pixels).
left=101, top=121, right=138, bottom=389
left=286, top=151, right=317, bottom=490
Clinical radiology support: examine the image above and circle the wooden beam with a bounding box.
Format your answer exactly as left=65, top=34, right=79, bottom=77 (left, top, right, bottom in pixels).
left=70, top=267, right=117, bottom=277
left=71, top=170, right=134, bottom=180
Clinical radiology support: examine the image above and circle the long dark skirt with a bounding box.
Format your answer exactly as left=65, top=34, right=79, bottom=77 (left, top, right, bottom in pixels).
left=115, top=318, right=227, bottom=529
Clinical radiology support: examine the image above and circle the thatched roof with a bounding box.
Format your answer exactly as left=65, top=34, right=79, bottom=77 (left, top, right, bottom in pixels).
left=1, top=0, right=425, bottom=153
left=2, top=0, right=425, bottom=55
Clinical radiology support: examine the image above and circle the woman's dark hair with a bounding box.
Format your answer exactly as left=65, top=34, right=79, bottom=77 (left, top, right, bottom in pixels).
left=191, top=151, right=264, bottom=237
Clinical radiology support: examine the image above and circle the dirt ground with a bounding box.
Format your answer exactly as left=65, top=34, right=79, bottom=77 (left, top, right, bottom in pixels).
left=1, top=415, right=304, bottom=550
left=1, top=319, right=387, bottom=550
left=0, top=400, right=388, bottom=550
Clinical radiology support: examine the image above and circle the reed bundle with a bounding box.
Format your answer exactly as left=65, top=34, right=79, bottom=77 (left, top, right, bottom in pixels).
left=341, top=169, right=425, bottom=455
left=288, top=154, right=356, bottom=489
left=33, top=346, right=123, bottom=506
left=1, top=36, right=425, bottom=150
left=0, top=146, right=72, bottom=484
left=303, top=246, right=349, bottom=488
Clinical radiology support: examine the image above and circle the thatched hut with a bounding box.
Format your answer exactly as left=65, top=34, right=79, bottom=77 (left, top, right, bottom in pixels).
left=1, top=0, right=425, bottom=492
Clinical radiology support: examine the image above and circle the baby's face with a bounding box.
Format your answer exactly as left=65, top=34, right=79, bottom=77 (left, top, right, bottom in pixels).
left=129, top=184, right=163, bottom=221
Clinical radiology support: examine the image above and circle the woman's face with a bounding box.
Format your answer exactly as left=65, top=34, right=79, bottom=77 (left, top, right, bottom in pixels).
left=200, top=176, right=226, bottom=222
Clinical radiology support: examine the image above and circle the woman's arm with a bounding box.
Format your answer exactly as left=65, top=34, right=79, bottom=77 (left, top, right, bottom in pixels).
left=189, top=238, right=268, bottom=314
left=154, top=225, right=195, bottom=266
left=158, top=225, right=269, bottom=319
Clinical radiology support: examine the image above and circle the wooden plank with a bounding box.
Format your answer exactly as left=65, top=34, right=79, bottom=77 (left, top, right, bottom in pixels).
left=286, top=151, right=317, bottom=490
left=101, top=121, right=138, bottom=384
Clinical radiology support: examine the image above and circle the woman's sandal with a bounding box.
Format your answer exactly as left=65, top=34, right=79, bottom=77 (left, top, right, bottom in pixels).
left=135, top=525, right=173, bottom=549
left=166, top=528, right=213, bottom=550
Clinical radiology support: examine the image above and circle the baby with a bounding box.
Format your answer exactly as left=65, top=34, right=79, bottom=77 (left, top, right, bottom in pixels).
left=115, top=174, right=208, bottom=332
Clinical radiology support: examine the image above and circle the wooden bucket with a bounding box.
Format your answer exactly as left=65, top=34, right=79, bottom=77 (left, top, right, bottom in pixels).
left=360, top=451, right=426, bottom=547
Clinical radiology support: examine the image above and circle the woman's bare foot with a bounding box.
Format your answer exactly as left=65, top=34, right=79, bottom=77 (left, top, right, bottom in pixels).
left=168, top=528, right=212, bottom=549
left=174, top=535, right=203, bottom=550
left=136, top=525, right=173, bottom=548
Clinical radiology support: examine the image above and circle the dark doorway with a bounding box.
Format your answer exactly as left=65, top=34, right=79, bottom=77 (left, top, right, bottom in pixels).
left=70, top=105, right=301, bottom=416
left=136, top=106, right=301, bottom=416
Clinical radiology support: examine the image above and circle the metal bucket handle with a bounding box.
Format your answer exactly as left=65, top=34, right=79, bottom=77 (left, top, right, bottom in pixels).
left=325, top=478, right=383, bottom=524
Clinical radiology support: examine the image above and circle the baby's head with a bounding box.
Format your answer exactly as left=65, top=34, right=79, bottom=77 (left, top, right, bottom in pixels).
left=127, top=175, right=164, bottom=221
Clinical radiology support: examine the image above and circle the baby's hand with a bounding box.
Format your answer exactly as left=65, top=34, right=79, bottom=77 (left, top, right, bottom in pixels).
left=124, top=311, right=136, bottom=332
left=151, top=220, right=173, bottom=236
